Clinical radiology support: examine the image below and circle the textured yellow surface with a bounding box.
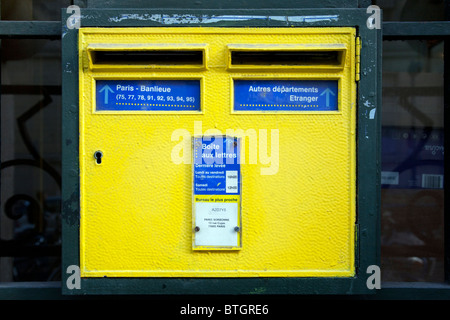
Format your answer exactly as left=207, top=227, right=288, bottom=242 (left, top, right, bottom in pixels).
left=79, top=27, right=357, bottom=277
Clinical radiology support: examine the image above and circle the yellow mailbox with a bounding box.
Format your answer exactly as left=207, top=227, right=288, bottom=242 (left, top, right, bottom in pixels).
left=77, top=27, right=357, bottom=278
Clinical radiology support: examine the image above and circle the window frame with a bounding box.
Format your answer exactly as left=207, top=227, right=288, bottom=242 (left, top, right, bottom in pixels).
left=0, top=0, right=447, bottom=300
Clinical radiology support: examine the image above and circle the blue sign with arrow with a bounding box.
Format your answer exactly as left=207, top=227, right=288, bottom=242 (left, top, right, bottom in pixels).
left=234, top=80, right=338, bottom=111
left=95, top=79, right=201, bottom=111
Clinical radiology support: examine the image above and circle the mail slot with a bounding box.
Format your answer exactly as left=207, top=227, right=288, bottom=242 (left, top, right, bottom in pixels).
left=62, top=14, right=380, bottom=295
left=227, top=44, right=347, bottom=69
left=84, top=44, right=207, bottom=71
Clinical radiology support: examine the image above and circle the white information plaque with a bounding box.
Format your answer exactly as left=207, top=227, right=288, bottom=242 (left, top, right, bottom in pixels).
left=192, top=136, right=242, bottom=250
left=194, top=201, right=238, bottom=247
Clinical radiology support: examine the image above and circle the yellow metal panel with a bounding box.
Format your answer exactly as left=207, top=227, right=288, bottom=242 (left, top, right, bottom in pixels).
left=79, top=27, right=357, bottom=278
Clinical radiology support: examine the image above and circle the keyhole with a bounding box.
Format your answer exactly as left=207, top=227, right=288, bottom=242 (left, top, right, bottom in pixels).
left=94, top=151, right=103, bottom=164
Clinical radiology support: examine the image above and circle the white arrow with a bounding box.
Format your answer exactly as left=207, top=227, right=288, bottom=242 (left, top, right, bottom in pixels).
left=320, top=88, right=336, bottom=107
left=99, top=85, right=114, bottom=104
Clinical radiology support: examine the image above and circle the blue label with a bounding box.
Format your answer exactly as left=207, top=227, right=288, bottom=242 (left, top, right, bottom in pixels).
left=381, top=126, right=444, bottom=189
left=96, top=80, right=200, bottom=111
left=234, top=80, right=338, bottom=111
left=193, top=136, right=241, bottom=195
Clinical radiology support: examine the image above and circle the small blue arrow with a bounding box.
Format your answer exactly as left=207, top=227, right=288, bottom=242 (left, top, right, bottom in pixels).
left=99, top=85, right=114, bottom=104
left=320, top=88, right=336, bottom=107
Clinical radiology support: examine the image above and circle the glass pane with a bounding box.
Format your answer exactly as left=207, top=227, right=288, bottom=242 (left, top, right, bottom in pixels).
left=374, top=0, right=445, bottom=22
left=381, top=39, right=445, bottom=282
left=1, top=0, right=72, bottom=21
left=1, top=39, right=61, bottom=281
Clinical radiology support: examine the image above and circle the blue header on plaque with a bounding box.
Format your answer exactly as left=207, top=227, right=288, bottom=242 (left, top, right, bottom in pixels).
left=193, top=136, right=241, bottom=195
left=234, top=80, right=338, bottom=111
left=96, top=80, right=200, bottom=111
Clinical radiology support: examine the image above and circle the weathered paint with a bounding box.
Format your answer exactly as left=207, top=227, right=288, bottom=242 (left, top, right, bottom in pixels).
left=85, top=0, right=359, bottom=9
left=78, top=27, right=357, bottom=278
left=107, top=14, right=340, bottom=24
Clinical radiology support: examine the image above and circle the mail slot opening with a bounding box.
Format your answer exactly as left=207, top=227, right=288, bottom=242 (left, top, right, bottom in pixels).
left=90, top=50, right=204, bottom=66
left=230, top=50, right=343, bottom=66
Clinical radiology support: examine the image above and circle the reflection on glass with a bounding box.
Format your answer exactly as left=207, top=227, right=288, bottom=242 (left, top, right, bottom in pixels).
left=1, top=0, right=72, bottom=21
left=374, top=0, right=445, bottom=22
left=1, top=38, right=62, bottom=282
left=381, top=40, right=444, bottom=282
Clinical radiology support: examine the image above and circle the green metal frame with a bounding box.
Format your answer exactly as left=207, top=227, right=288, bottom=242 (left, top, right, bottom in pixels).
left=61, top=8, right=381, bottom=295
left=0, top=0, right=447, bottom=302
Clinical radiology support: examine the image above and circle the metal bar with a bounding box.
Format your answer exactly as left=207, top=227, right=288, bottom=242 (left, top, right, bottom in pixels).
left=383, top=21, right=450, bottom=39
left=444, top=0, right=450, bottom=284
left=358, top=0, right=372, bottom=8
left=382, top=245, right=445, bottom=257
left=0, top=240, right=61, bottom=257
left=0, top=282, right=64, bottom=300
left=1, top=281, right=450, bottom=300
left=382, top=87, right=443, bottom=96
left=1, top=85, right=61, bottom=95
left=74, top=0, right=87, bottom=7
left=370, top=282, right=450, bottom=300
left=84, top=0, right=359, bottom=9
left=0, top=20, right=450, bottom=39
left=0, top=21, right=60, bottom=39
